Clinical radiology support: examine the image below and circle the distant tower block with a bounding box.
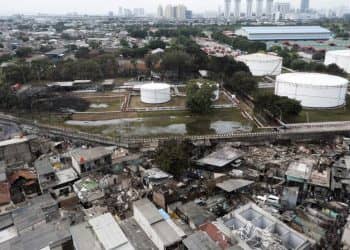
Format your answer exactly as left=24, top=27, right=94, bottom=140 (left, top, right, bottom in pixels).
left=234, top=0, right=241, bottom=19
left=246, top=0, right=253, bottom=18
left=224, top=0, right=232, bottom=20
left=266, top=0, right=274, bottom=17
left=256, top=0, right=264, bottom=17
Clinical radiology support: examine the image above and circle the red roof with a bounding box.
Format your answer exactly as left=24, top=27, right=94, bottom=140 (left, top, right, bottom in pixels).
left=8, top=169, right=37, bottom=184
left=199, top=223, right=230, bottom=249
left=0, top=182, right=11, bottom=205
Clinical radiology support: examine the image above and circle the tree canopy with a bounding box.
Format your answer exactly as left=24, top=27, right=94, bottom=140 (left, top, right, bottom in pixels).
left=254, top=93, right=302, bottom=120
left=154, top=139, right=192, bottom=179
left=186, top=81, right=215, bottom=114
left=160, top=50, right=194, bottom=80
left=224, top=71, right=257, bottom=95
left=15, top=47, right=32, bottom=58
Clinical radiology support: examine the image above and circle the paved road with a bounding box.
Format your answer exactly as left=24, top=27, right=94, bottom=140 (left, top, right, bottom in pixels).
left=0, top=121, right=21, bottom=140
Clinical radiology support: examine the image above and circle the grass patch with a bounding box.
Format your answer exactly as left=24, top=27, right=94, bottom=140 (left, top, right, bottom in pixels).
left=214, top=92, right=233, bottom=105
left=84, top=96, right=124, bottom=112
left=252, top=88, right=275, bottom=98
left=289, top=107, right=350, bottom=123
left=288, top=96, right=350, bottom=123
left=129, top=96, right=187, bottom=108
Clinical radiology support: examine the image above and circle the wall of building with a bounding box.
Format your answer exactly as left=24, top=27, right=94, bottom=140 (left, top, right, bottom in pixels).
left=133, top=205, right=164, bottom=250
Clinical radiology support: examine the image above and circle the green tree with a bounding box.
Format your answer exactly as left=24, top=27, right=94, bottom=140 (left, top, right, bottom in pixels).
left=0, top=69, right=18, bottom=109
left=75, top=47, right=90, bottom=59
left=186, top=82, right=215, bottom=114
left=120, top=39, right=129, bottom=48
left=154, top=139, right=192, bottom=179
left=88, top=40, right=102, bottom=50
left=254, top=93, right=302, bottom=120
left=145, top=53, right=161, bottom=72
left=161, top=50, right=194, bottom=80
left=224, top=71, right=257, bottom=95
left=148, top=39, right=166, bottom=50
left=312, top=51, right=325, bottom=61
left=15, top=47, right=32, bottom=58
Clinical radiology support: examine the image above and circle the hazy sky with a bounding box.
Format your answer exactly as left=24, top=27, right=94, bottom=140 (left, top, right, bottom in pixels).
left=0, top=0, right=349, bottom=15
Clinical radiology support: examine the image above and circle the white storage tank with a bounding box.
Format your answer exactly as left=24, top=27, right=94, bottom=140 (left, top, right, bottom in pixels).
left=236, top=53, right=282, bottom=76
left=140, top=83, right=171, bottom=104
left=275, top=73, right=349, bottom=108
left=196, top=81, right=220, bottom=101
left=324, top=50, right=350, bottom=74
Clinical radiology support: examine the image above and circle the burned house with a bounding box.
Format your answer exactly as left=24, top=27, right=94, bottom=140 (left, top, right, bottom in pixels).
left=285, top=158, right=315, bottom=191
left=0, top=165, right=11, bottom=206
left=183, top=231, right=221, bottom=250
left=0, top=194, right=70, bottom=250
left=332, top=155, right=350, bottom=196
left=171, top=201, right=216, bottom=230
left=142, top=168, right=173, bottom=188
left=70, top=147, right=113, bottom=176
left=217, top=202, right=314, bottom=250
left=196, top=147, right=244, bottom=173
left=34, top=156, right=79, bottom=201
left=8, top=168, right=39, bottom=203
left=0, top=137, right=33, bottom=166
left=73, top=176, right=104, bottom=207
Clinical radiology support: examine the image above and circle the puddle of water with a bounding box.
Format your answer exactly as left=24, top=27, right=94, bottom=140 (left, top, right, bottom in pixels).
left=90, top=103, right=109, bottom=109
left=66, top=112, right=252, bottom=137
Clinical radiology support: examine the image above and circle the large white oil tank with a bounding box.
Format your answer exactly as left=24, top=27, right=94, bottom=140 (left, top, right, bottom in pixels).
left=236, top=53, right=282, bottom=76
left=140, top=83, right=171, bottom=104
left=275, top=73, right=349, bottom=108
left=324, top=50, right=350, bottom=74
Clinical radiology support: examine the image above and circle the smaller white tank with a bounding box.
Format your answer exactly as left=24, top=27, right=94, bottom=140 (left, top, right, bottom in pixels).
left=140, top=83, right=171, bottom=104
left=325, top=50, right=350, bottom=74
left=196, top=81, right=220, bottom=101
left=236, top=53, right=283, bottom=76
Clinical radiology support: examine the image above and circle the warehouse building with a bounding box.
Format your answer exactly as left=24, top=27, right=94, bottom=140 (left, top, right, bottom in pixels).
left=235, top=26, right=332, bottom=41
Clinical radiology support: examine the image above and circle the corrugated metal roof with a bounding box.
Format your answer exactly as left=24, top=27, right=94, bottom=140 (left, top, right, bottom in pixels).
left=70, top=147, right=113, bottom=164
left=89, top=213, right=134, bottom=250
left=133, top=199, right=163, bottom=225
left=216, top=179, right=254, bottom=193
left=197, top=147, right=243, bottom=167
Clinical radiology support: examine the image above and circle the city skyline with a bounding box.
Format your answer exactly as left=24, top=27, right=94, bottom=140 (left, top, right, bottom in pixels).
left=0, top=0, right=349, bottom=15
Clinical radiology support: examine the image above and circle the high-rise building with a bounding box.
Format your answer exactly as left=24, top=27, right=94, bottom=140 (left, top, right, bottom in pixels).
left=256, top=0, right=264, bottom=17
left=186, top=10, right=193, bottom=19
left=164, top=4, right=174, bottom=19
left=118, top=7, right=123, bottom=16
left=275, top=2, right=290, bottom=15
left=224, top=0, right=232, bottom=20
left=157, top=5, right=163, bottom=18
left=300, top=0, right=309, bottom=12
left=266, top=0, right=274, bottom=17
left=234, top=0, right=241, bottom=19
left=133, top=8, right=144, bottom=17
left=246, top=0, right=253, bottom=18
left=176, top=5, right=187, bottom=20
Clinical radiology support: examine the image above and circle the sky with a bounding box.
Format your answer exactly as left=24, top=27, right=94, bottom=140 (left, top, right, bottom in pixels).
left=0, top=0, right=349, bottom=15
